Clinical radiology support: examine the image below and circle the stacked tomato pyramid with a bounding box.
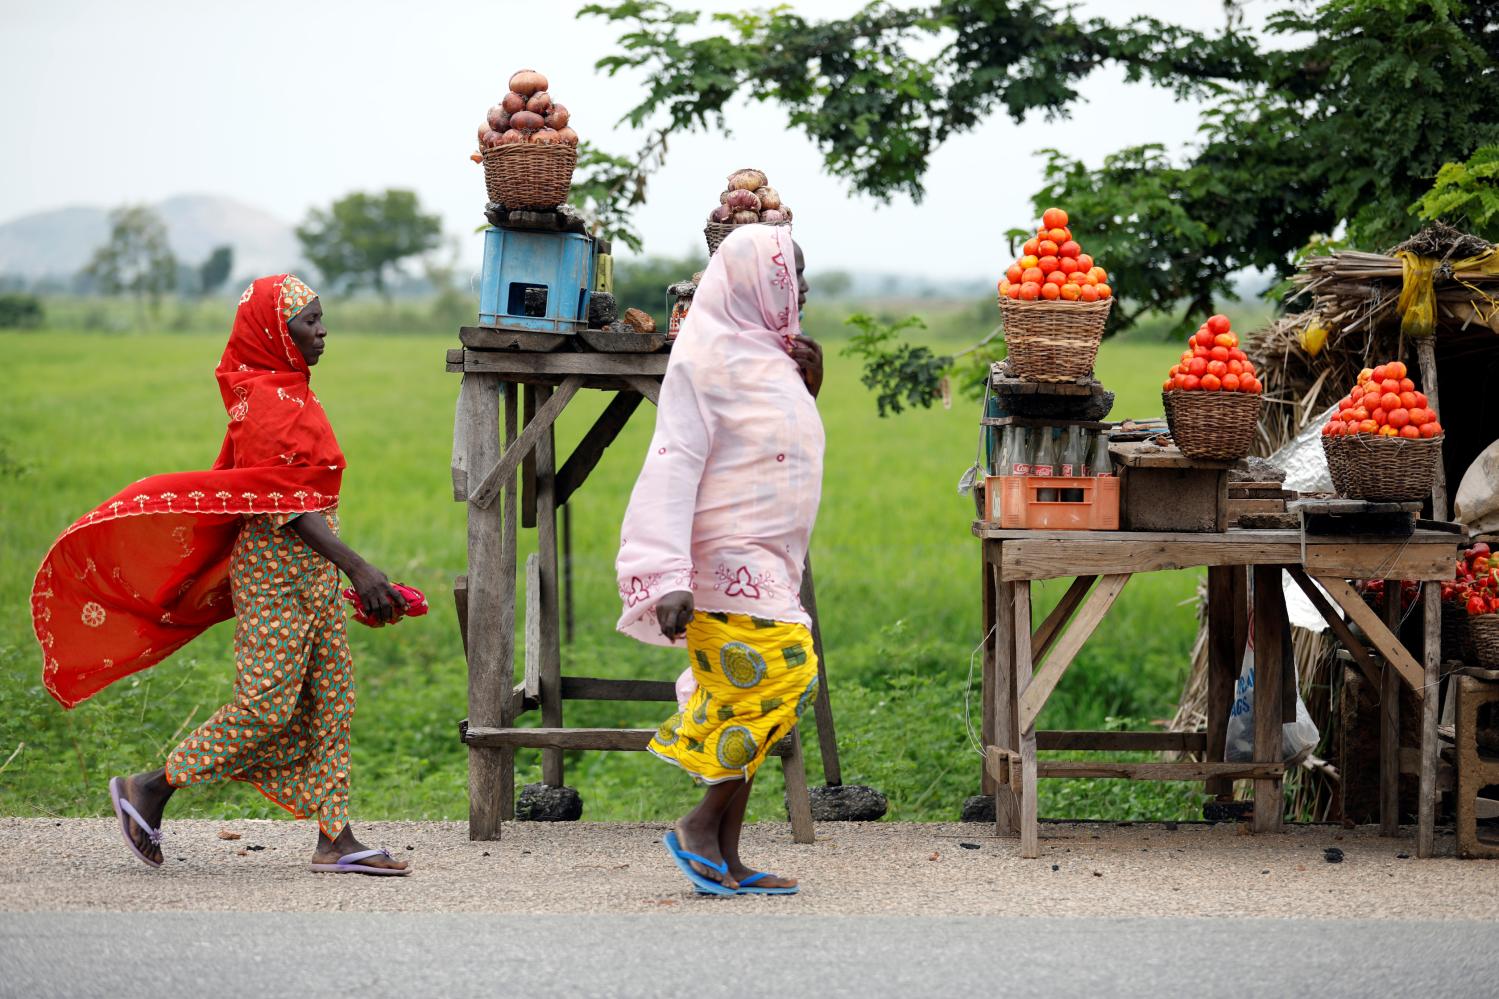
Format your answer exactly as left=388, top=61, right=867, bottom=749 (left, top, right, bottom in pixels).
left=1322, top=361, right=1442, bottom=439
left=998, top=208, right=1113, bottom=303
left=1164, top=314, right=1263, bottom=394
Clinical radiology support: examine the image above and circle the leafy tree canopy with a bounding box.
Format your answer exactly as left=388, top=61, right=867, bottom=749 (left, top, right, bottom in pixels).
left=196, top=245, right=234, bottom=297
left=296, top=190, right=443, bottom=296
left=83, top=205, right=178, bottom=315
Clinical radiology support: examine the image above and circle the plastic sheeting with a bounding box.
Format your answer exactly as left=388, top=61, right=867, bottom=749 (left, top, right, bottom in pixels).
left=1272, top=403, right=1338, bottom=495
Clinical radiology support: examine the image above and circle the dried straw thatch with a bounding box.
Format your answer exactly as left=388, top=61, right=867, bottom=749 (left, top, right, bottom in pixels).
left=1168, top=223, right=1499, bottom=820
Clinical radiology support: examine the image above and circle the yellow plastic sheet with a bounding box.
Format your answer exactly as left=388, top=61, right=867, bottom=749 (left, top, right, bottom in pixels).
left=1299, top=318, right=1329, bottom=356
left=1397, top=246, right=1499, bottom=338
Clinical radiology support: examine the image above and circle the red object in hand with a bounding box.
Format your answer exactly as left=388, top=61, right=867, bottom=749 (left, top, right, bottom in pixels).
left=342, top=583, right=428, bottom=627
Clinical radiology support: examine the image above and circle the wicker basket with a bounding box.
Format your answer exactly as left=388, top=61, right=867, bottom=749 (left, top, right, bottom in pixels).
left=704, top=219, right=791, bottom=256
left=998, top=298, right=1112, bottom=382
left=1162, top=390, right=1262, bottom=461
left=1470, top=614, right=1499, bottom=669
left=1320, top=433, right=1443, bottom=501
left=1442, top=599, right=1476, bottom=663
left=483, top=144, right=577, bottom=210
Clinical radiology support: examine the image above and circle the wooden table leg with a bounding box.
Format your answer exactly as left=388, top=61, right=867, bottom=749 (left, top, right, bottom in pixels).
left=498, top=386, right=519, bottom=821
left=535, top=385, right=564, bottom=787
left=1380, top=581, right=1401, bottom=837
left=1418, top=583, right=1440, bottom=857
left=1251, top=565, right=1285, bottom=833
left=991, top=545, right=1020, bottom=837
left=1014, top=580, right=1039, bottom=858
left=1206, top=566, right=1240, bottom=800
left=799, top=557, right=842, bottom=786
left=981, top=547, right=997, bottom=797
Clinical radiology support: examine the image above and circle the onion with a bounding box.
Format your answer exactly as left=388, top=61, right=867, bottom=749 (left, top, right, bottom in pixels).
left=510, top=110, right=545, bottom=133
left=478, top=123, right=491, bottom=145
left=555, top=126, right=579, bottom=146
left=719, top=190, right=733, bottom=205
left=470, top=152, right=483, bottom=164
left=509, top=69, right=548, bottom=96
left=482, top=130, right=505, bottom=148
left=499, top=129, right=525, bottom=144
left=545, top=104, right=570, bottom=129
left=708, top=205, right=733, bottom=224
left=754, top=186, right=781, bottom=211
left=526, top=91, right=553, bottom=114
left=501, top=92, right=526, bottom=114
left=727, top=168, right=768, bottom=191
left=530, top=128, right=560, bottom=145
left=731, top=210, right=760, bottom=224
left=487, top=106, right=512, bottom=132
left=761, top=208, right=787, bottom=223
left=725, top=189, right=760, bottom=212
left=781, top=206, right=793, bottom=221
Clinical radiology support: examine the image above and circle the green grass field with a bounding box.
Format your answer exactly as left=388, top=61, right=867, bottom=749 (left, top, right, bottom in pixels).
left=0, top=304, right=1227, bottom=828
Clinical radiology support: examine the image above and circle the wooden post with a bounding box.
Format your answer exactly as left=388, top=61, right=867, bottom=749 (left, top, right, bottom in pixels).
left=1251, top=565, right=1285, bottom=833
left=1418, top=583, right=1440, bottom=857
left=781, top=729, right=816, bottom=844
left=535, top=385, right=564, bottom=787
left=798, top=556, right=842, bottom=786
left=1380, top=580, right=1401, bottom=836
left=980, top=547, right=997, bottom=797
left=521, top=386, right=538, bottom=529
left=992, top=551, right=1020, bottom=836
left=562, top=502, right=574, bottom=645
left=1205, top=566, right=1239, bottom=800
left=1415, top=338, right=1447, bottom=520
left=1014, top=579, right=1039, bottom=858
left=498, top=386, right=519, bottom=822
left=462, top=374, right=506, bottom=840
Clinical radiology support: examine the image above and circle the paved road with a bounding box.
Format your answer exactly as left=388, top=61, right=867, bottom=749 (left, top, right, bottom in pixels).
left=2, top=912, right=1495, bottom=998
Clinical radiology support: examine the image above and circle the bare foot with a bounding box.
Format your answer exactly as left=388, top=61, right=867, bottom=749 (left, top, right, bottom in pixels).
left=675, top=818, right=736, bottom=888
left=726, top=864, right=798, bottom=890
left=311, top=826, right=410, bottom=874
left=114, top=771, right=175, bottom=866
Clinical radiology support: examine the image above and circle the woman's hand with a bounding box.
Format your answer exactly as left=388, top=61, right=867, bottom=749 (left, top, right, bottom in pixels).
left=347, top=561, right=409, bottom=625
left=788, top=335, right=823, bottom=398
left=656, top=590, right=694, bottom=641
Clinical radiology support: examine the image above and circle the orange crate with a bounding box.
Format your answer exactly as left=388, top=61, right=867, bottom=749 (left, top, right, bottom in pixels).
left=985, top=475, right=1120, bottom=530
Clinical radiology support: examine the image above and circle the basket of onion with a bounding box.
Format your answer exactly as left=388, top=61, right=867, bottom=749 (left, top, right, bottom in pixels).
left=474, top=69, right=579, bottom=210
left=705, top=169, right=793, bottom=255
left=996, top=208, right=1113, bottom=382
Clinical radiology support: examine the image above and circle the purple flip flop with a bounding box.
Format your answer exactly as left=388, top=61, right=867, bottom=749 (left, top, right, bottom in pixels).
left=108, top=776, right=162, bottom=869
left=309, top=847, right=412, bottom=876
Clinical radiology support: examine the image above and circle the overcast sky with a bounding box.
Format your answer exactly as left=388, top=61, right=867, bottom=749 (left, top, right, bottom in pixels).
left=1, top=0, right=1270, bottom=280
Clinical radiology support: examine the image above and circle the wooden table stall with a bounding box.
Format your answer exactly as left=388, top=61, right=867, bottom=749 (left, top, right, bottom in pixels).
left=974, top=524, right=1459, bottom=858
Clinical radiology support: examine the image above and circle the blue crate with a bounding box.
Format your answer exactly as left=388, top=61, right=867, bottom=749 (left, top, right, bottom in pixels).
left=478, top=227, right=595, bottom=333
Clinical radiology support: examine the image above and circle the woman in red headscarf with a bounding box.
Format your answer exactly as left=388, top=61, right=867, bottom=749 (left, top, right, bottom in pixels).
left=31, top=274, right=411, bottom=875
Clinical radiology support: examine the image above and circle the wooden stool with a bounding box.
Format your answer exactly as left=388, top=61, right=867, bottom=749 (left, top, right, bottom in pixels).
left=1455, top=672, right=1499, bottom=859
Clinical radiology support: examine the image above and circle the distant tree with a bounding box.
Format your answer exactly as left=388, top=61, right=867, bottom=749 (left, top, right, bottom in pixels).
left=612, top=251, right=702, bottom=322
left=0, top=292, right=44, bottom=329
left=811, top=271, right=854, bottom=299
left=83, top=205, right=177, bottom=317
left=197, top=245, right=234, bottom=296
left=295, top=190, right=443, bottom=297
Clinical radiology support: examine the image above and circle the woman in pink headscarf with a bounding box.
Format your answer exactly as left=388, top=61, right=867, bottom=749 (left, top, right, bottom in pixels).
left=616, top=224, right=823, bottom=895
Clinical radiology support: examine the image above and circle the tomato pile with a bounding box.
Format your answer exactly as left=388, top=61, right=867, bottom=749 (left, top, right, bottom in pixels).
left=998, top=208, right=1113, bottom=303
left=1162, top=314, right=1264, bottom=393
left=1442, top=543, right=1499, bottom=617
left=1355, top=577, right=1420, bottom=614
left=1321, top=361, right=1443, bottom=440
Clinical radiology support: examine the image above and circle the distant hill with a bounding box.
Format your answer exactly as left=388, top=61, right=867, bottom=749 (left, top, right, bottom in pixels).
left=0, top=194, right=302, bottom=282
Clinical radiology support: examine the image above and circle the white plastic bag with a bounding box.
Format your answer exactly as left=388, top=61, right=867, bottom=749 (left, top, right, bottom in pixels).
left=674, top=667, right=697, bottom=710
left=1225, top=645, right=1320, bottom=764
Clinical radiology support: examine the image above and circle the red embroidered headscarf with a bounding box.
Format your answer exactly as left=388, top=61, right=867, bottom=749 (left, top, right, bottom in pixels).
left=31, top=274, right=346, bottom=708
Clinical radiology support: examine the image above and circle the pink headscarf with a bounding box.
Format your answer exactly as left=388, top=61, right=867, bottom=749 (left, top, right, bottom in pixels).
left=616, top=224, right=824, bottom=645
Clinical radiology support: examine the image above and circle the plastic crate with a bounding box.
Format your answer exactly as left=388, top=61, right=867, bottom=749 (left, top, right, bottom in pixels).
left=985, top=475, right=1120, bottom=530
left=478, top=227, right=595, bottom=333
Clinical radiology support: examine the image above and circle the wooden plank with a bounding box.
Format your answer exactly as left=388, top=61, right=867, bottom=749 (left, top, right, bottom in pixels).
left=1206, top=565, right=1240, bottom=798
left=1380, top=583, right=1401, bottom=836
left=1415, top=337, right=1447, bottom=520
left=559, top=676, right=676, bottom=702
left=981, top=548, right=998, bottom=797
left=523, top=554, right=541, bottom=704
left=468, top=375, right=582, bottom=509
left=1019, top=574, right=1131, bottom=731
left=461, top=349, right=669, bottom=377
left=621, top=375, right=662, bottom=404
left=1419, top=583, right=1441, bottom=857
left=521, top=386, right=538, bottom=530
left=1014, top=580, right=1039, bottom=859
left=459, top=327, right=570, bottom=352
left=1110, top=441, right=1238, bottom=470
left=555, top=390, right=644, bottom=508
left=1251, top=565, right=1286, bottom=833
left=461, top=372, right=507, bottom=840
left=1037, top=760, right=1286, bottom=781
left=465, top=726, right=798, bottom=755
left=498, top=386, right=519, bottom=822
left=1314, top=576, right=1427, bottom=696
left=781, top=729, right=816, bottom=844
left=992, top=560, right=1020, bottom=836
left=799, top=556, right=842, bottom=786
left=1032, top=576, right=1097, bottom=663
left=536, top=384, right=563, bottom=788
left=577, top=329, right=669, bottom=353
left=1287, top=568, right=1384, bottom=692
left=997, top=534, right=1455, bottom=581
left=1037, top=731, right=1208, bottom=752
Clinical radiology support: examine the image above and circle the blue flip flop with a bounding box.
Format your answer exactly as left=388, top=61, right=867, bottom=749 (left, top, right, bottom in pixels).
left=663, top=831, right=735, bottom=896
left=736, top=871, right=799, bottom=895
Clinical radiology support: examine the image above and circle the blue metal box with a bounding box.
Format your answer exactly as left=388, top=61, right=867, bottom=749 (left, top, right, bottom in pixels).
left=478, top=227, right=595, bottom=333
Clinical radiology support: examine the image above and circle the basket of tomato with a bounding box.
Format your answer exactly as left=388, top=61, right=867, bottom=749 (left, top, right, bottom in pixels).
left=997, top=207, right=1114, bottom=383
left=1447, top=543, right=1499, bottom=667
left=1160, top=314, right=1263, bottom=460
left=1320, top=361, right=1444, bottom=502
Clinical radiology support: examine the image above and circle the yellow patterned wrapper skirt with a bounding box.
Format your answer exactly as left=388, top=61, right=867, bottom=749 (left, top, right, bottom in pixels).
left=648, top=611, right=819, bottom=784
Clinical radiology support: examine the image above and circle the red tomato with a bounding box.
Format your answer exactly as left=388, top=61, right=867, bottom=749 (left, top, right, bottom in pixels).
left=1047, top=227, right=1068, bottom=244
left=1006, top=282, right=1022, bottom=299
left=1388, top=408, right=1410, bottom=428
left=1381, top=378, right=1401, bottom=394
left=1018, top=282, right=1041, bottom=300
left=1040, top=282, right=1061, bottom=300
left=1227, top=359, right=1244, bottom=375
left=1037, top=240, right=1059, bottom=257
left=1079, top=285, right=1099, bottom=302
left=1381, top=392, right=1402, bottom=411
left=1038, top=255, right=1060, bottom=273
left=1058, top=240, right=1081, bottom=258
left=1399, top=377, right=1415, bottom=393
left=1213, top=333, right=1237, bottom=349
left=1006, top=265, right=1023, bottom=284
left=1373, top=408, right=1388, bottom=427
left=1194, top=330, right=1215, bottom=348
left=1076, top=253, right=1094, bottom=272
left=1421, top=421, right=1442, bottom=437
left=1210, top=346, right=1230, bottom=362
left=1407, top=407, right=1429, bottom=426
left=1182, top=374, right=1201, bottom=390
left=1200, top=373, right=1222, bottom=391
left=1045, top=271, right=1066, bottom=285
left=1222, top=373, right=1241, bottom=391
left=1398, top=390, right=1418, bottom=409
left=1022, top=266, right=1044, bottom=284
left=1207, top=359, right=1228, bottom=377
left=1399, top=425, right=1421, bottom=439
left=1023, top=238, right=1039, bottom=256
left=1206, top=314, right=1231, bottom=335
left=1059, top=257, right=1080, bottom=274
left=1372, top=364, right=1389, bottom=382
left=1188, top=357, right=1208, bottom=376
left=1042, top=207, right=1069, bottom=229
left=1059, top=283, right=1081, bottom=301
left=1388, top=361, right=1407, bottom=379
left=1096, top=284, right=1112, bottom=299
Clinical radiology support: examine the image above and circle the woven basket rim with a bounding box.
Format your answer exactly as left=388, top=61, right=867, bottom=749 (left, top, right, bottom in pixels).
left=999, top=297, right=1114, bottom=313
left=1323, top=431, right=1446, bottom=447
left=704, top=219, right=793, bottom=233
left=1163, top=389, right=1264, bottom=404
left=483, top=142, right=578, bottom=159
